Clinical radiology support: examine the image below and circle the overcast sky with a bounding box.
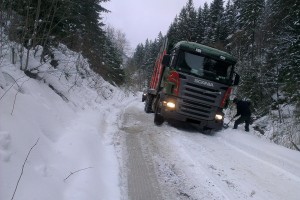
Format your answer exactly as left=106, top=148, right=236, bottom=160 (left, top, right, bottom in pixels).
left=102, top=0, right=212, bottom=51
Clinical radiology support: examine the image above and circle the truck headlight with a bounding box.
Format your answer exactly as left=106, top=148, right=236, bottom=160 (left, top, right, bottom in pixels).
left=215, top=114, right=223, bottom=120
left=166, top=102, right=176, bottom=109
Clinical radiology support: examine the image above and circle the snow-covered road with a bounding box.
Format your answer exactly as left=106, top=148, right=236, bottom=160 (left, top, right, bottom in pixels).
left=117, top=100, right=300, bottom=200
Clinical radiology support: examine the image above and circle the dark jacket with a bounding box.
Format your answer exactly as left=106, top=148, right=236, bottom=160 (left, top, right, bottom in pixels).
left=235, top=100, right=251, bottom=117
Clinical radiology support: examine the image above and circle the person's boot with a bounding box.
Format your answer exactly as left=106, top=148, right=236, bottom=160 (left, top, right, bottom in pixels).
left=233, top=122, right=238, bottom=129
left=245, top=125, right=249, bottom=132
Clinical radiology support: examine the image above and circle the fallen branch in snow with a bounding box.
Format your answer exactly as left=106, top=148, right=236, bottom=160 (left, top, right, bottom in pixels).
left=11, top=138, right=40, bottom=200
left=48, top=84, right=69, bottom=102
left=64, top=167, right=93, bottom=182
left=291, top=141, right=300, bottom=152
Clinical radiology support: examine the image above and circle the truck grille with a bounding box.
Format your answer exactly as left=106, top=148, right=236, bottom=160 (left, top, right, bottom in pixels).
left=178, top=80, right=223, bottom=120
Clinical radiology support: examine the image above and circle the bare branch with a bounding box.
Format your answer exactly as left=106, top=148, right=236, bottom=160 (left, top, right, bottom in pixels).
left=11, top=138, right=40, bottom=200
left=64, top=167, right=93, bottom=182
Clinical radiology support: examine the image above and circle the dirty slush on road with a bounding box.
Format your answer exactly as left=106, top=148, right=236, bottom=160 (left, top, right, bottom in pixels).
left=114, top=103, right=222, bottom=200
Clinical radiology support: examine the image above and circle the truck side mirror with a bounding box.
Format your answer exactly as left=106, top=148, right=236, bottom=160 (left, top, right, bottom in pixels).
left=233, top=73, right=240, bottom=86
left=162, top=54, right=171, bottom=66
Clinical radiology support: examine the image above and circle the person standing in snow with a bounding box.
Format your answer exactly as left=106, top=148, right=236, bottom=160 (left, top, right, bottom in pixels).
left=232, top=98, right=251, bottom=132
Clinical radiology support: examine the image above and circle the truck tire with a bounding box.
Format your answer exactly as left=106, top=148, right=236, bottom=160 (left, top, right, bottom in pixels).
left=142, top=95, right=146, bottom=102
left=154, top=100, right=164, bottom=125
left=144, top=95, right=153, bottom=113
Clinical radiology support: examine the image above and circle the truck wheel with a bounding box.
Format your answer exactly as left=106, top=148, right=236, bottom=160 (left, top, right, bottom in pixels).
left=154, top=102, right=164, bottom=125
left=144, top=95, right=153, bottom=113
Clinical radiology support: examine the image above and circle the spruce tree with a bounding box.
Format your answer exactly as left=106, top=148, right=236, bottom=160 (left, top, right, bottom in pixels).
left=208, top=0, right=225, bottom=47
left=195, top=7, right=204, bottom=43
left=201, top=3, right=212, bottom=45
left=184, top=0, right=198, bottom=42
left=223, top=0, right=237, bottom=48
left=167, top=16, right=179, bottom=48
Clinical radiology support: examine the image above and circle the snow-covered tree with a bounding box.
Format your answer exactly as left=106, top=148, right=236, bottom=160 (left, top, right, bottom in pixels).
left=209, top=0, right=225, bottom=47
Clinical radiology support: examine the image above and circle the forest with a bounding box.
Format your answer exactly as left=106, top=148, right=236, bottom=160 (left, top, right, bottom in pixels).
left=0, top=0, right=299, bottom=149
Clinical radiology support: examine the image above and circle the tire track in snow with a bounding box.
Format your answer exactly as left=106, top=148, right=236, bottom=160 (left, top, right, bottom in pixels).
left=119, top=104, right=163, bottom=200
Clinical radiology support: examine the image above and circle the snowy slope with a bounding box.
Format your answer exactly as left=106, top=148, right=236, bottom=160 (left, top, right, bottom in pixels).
left=0, top=45, right=136, bottom=200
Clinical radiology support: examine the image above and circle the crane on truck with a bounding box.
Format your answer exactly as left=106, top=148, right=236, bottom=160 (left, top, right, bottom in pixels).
left=143, top=39, right=240, bottom=132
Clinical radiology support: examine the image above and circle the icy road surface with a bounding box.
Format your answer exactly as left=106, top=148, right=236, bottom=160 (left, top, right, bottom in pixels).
left=116, top=100, right=300, bottom=200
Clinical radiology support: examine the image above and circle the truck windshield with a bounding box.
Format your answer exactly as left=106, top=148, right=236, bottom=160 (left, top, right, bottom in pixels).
left=176, top=50, right=233, bottom=84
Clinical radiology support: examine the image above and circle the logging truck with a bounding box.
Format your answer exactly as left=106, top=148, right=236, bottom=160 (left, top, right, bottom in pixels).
left=143, top=40, right=239, bottom=131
